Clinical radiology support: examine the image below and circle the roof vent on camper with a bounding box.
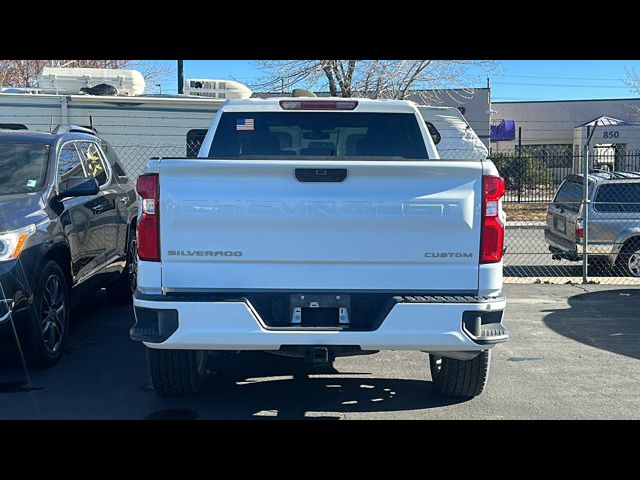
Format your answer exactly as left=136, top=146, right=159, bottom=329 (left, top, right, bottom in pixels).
left=291, top=88, right=317, bottom=97
left=37, top=67, right=145, bottom=96
left=184, top=79, right=252, bottom=99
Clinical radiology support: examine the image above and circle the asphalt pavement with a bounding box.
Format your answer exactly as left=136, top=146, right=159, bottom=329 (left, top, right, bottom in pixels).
left=1, top=283, right=638, bottom=419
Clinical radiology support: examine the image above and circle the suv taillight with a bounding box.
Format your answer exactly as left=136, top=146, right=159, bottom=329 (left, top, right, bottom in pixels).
left=575, top=218, right=584, bottom=239
left=136, top=174, right=160, bottom=262
left=480, top=175, right=506, bottom=263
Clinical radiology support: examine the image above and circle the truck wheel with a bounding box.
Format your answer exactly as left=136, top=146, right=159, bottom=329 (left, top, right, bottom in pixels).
left=106, top=230, right=137, bottom=304
left=23, top=261, right=70, bottom=368
left=429, top=350, right=491, bottom=398
left=616, top=239, right=640, bottom=278
left=147, top=348, right=207, bottom=396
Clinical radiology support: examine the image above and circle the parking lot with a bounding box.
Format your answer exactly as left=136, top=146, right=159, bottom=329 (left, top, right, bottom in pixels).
left=0, top=283, right=638, bottom=419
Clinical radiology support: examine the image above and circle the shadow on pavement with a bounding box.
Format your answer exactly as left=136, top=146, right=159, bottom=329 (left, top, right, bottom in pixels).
left=143, top=352, right=465, bottom=420
left=0, top=290, right=465, bottom=419
left=543, top=288, right=640, bottom=360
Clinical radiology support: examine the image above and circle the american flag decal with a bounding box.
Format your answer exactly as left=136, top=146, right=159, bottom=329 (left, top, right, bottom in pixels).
left=236, top=118, right=255, bottom=131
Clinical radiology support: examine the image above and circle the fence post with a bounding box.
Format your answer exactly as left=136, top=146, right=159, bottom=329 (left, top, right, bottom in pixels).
left=517, top=127, right=522, bottom=203
left=582, top=129, right=590, bottom=284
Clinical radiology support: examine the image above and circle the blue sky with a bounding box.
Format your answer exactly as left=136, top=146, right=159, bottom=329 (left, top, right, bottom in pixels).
left=150, top=60, right=640, bottom=101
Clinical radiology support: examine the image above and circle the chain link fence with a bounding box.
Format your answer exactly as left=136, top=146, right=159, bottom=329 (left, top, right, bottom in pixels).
left=109, top=139, right=640, bottom=286
left=112, top=143, right=188, bottom=179
left=495, top=146, right=640, bottom=285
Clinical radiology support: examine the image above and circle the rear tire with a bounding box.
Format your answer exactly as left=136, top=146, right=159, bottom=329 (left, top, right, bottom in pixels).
left=429, top=350, right=491, bottom=398
left=106, top=229, right=137, bottom=304
left=616, top=239, right=640, bottom=278
left=147, top=348, right=207, bottom=396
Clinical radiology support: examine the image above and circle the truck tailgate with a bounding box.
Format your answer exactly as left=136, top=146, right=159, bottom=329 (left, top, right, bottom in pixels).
left=158, top=159, right=483, bottom=292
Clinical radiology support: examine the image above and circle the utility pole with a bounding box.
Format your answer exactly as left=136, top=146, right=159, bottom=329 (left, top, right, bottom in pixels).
left=177, top=60, right=184, bottom=94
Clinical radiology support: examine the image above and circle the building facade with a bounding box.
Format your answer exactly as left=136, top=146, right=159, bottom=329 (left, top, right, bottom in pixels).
left=491, top=98, right=640, bottom=157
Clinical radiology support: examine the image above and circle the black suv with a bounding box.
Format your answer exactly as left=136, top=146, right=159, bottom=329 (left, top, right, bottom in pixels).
left=0, top=128, right=138, bottom=367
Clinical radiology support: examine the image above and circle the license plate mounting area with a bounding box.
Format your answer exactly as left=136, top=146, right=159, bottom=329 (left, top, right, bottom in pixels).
left=554, top=215, right=566, bottom=233
left=290, top=294, right=350, bottom=326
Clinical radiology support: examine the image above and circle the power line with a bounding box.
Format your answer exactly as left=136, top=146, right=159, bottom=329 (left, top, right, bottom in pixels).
left=495, top=74, right=627, bottom=81
left=491, top=81, right=627, bottom=89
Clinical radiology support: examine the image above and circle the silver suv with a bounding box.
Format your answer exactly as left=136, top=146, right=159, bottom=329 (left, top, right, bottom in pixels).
left=544, top=171, right=640, bottom=277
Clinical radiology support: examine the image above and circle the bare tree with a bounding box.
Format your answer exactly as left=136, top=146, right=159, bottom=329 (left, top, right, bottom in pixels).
left=625, top=67, right=640, bottom=96
left=0, top=60, right=174, bottom=88
left=253, top=60, right=499, bottom=101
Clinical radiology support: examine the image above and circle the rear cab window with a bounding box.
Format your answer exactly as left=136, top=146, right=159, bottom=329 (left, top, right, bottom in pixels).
left=208, top=112, right=428, bottom=160
left=553, top=180, right=582, bottom=212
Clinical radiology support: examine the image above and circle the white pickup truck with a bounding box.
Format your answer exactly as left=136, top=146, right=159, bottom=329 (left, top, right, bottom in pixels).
left=131, top=97, right=509, bottom=398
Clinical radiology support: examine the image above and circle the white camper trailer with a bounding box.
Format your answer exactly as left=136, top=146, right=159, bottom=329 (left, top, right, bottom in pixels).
left=0, top=71, right=253, bottom=176
left=37, top=67, right=146, bottom=96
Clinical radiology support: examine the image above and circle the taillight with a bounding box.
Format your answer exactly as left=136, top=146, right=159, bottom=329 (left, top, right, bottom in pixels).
left=575, top=219, right=584, bottom=239
left=136, top=173, right=160, bottom=262
left=480, top=175, right=506, bottom=263
left=279, top=100, right=358, bottom=110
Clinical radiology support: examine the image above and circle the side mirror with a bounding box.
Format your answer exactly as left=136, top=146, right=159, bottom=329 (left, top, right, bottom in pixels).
left=58, top=176, right=99, bottom=198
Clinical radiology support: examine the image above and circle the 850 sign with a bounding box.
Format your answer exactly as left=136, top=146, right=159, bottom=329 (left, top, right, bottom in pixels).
left=602, top=130, right=620, bottom=139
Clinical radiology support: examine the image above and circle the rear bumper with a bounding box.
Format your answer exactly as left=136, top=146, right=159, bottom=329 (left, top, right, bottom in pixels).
left=544, top=228, right=617, bottom=263
left=545, top=228, right=579, bottom=258
left=132, top=292, right=508, bottom=351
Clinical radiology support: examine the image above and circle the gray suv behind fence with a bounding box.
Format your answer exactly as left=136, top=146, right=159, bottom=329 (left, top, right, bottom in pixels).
left=544, top=171, right=640, bottom=277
